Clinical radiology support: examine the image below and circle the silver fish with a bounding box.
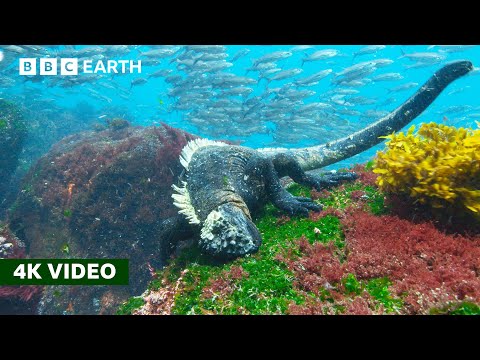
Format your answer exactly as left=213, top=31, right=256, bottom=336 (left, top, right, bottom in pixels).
left=301, top=49, right=340, bottom=66
left=403, top=62, right=438, bottom=70
left=212, top=75, right=257, bottom=87
left=104, top=45, right=131, bottom=56
left=347, top=96, right=377, bottom=105
left=193, top=60, right=233, bottom=73
left=388, top=82, right=419, bottom=93
left=295, top=69, right=332, bottom=86
left=290, top=45, right=315, bottom=52
left=332, top=66, right=376, bottom=84
left=370, top=59, right=394, bottom=68
left=340, top=79, right=372, bottom=87
left=330, top=88, right=360, bottom=95
left=231, top=49, right=250, bottom=62
left=295, top=102, right=333, bottom=113
left=218, top=87, right=254, bottom=97
left=447, top=86, right=471, bottom=96
left=2, top=45, right=27, bottom=54
left=76, top=46, right=105, bottom=57
left=165, top=75, right=183, bottom=84
left=148, top=69, right=173, bottom=78
left=378, top=97, right=397, bottom=107
left=334, top=60, right=377, bottom=79
left=278, top=89, right=316, bottom=101
left=371, top=72, right=404, bottom=82
left=400, top=51, right=446, bottom=63
left=246, top=62, right=277, bottom=73
left=430, top=45, right=476, bottom=53
left=438, top=105, right=473, bottom=114
left=139, top=48, right=177, bottom=58
left=361, top=109, right=389, bottom=119
left=336, top=108, right=362, bottom=117
left=194, top=53, right=229, bottom=63
left=141, top=59, right=161, bottom=67
left=267, top=68, right=303, bottom=82
left=353, top=45, right=386, bottom=58
left=130, top=78, right=148, bottom=89
left=253, top=51, right=292, bottom=66
left=185, top=45, right=227, bottom=53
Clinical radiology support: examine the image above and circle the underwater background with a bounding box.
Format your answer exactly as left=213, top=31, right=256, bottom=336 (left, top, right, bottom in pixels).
left=1, top=45, right=479, bottom=170
left=1, top=45, right=480, bottom=315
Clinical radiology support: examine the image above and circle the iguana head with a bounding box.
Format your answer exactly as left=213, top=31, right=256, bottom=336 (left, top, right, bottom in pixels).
left=199, top=202, right=262, bottom=258
left=172, top=180, right=262, bottom=258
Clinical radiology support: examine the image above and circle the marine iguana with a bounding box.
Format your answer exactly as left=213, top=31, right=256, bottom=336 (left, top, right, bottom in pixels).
left=2, top=60, right=472, bottom=315
left=170, top=60, right=473, bottom=258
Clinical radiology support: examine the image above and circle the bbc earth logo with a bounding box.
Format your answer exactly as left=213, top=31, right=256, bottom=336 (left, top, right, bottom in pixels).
left=19, top=58, right=142, bottom=75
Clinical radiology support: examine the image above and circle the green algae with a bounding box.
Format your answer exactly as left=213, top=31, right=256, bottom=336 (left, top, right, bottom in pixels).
left=364, top=185, right=388, bottom=215
left=341, top=274, right=404, bottom=314
left=365, top=277, right=404, bottom=313
left=116, top=297, right=145, bottom=315
left=287, top=183, right=311, bottom=198
left=429, top=302, right=480, bottom=315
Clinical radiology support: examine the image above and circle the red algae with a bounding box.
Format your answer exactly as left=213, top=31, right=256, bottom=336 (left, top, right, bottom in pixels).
left=0, top=227, right=43, bottom=309
left=202, top=266, right=249, bottom=300
left=349, top=164, right=378, bottom=187
left=283, top=208, right=480, bottom=314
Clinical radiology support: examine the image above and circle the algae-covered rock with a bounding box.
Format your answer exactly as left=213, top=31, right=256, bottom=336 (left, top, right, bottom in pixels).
left=1, top=100, right=129, bottom=220
left=8, top=123, right=197, bottom=314
left=0, top=100, right=27, bottom=209
left=0, top=224, right=42, bottom=315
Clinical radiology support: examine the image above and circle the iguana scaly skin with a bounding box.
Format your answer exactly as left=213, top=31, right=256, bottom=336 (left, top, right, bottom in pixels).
left=172, top=60, right=473, bottom=258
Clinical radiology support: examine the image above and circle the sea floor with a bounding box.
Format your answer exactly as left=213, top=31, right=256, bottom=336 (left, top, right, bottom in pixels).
left=119, top=163, right=480, bottom=315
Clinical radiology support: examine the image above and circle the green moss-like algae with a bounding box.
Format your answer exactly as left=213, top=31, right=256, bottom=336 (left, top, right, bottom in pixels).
left=116, top=297, right=145, bottom=315
left=429, top=302, right=480, bottom=315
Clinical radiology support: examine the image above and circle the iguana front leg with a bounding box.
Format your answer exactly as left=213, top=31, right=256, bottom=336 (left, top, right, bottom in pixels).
left=260, top=157, right=322, bottom=217
left=272, top=153, right=358, bottom=190
left=155, top=215, right=195, bottom=260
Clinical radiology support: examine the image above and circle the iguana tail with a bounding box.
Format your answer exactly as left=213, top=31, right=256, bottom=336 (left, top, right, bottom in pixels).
left=259, top=60, right=473, bottom=171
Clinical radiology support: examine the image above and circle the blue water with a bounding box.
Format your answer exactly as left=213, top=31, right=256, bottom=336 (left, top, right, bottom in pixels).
left=1, top=45, right=479, bottom=170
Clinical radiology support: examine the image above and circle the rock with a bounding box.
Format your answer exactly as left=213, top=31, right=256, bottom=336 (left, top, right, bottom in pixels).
left=8, top=123, right=198, bottom=314
left=0, top=100, right=27, bottom=211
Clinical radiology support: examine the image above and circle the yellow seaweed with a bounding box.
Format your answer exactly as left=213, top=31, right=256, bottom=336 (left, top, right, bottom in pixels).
left=373, top=122, right=480, bottom=216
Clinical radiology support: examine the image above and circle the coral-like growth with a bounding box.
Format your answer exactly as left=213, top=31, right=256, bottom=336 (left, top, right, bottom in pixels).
left=0, top=225, right=25, bottom=259
left=374, top=122, right=480, bottom=217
